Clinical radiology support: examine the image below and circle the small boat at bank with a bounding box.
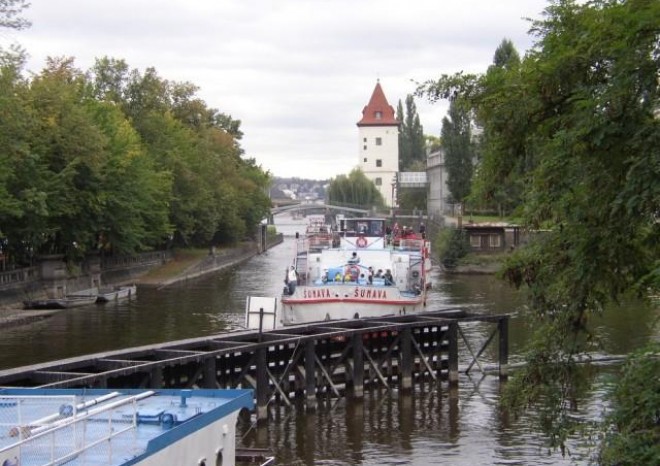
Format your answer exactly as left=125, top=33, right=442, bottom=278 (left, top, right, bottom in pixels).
left=24, top=288, right=99, bottom=310
left=96, top=284, right=137, bottom=303
left=247, top=217, right=432, bottom=328
left=0, top=387, right=266, bottom=466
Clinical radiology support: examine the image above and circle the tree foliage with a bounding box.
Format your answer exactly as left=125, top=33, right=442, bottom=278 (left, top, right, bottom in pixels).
left=327, top=168, right=385, bottom=209
left=419, top=0, right=660, bottom=456
left=441, top=99, right=475, bottom=205
left=0, top=54, right=272, bottom=264
left=396, top=95, right=428, bottom=211
left=397, top=95, right=426, bottom=171
left=598, top=342, right=660, bottom=466
left=0, top=0, right=30, bottom=30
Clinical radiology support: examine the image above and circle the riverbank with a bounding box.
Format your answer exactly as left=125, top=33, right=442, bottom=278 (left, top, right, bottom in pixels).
left=439, top=252, right=508, bottom=275
left=137, top=242, right=262, bottom=288
left=0, top=239, right=283, bottom=328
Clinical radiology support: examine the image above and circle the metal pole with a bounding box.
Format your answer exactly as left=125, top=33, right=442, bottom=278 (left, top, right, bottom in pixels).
left=258, top=307, right=264, bottom=343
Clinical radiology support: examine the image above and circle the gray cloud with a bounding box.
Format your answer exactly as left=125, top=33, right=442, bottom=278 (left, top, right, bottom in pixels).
left=8, top=0, right=549, bottom=179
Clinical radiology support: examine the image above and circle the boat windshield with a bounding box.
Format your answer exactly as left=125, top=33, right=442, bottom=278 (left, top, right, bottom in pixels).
left=339, top=218, right=385, bottom=237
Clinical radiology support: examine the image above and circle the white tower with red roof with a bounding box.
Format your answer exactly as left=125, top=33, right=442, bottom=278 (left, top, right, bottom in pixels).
left=357, top=81, right=400, bottom=207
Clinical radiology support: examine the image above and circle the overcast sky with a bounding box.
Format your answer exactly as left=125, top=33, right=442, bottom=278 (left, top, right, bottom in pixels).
left=5, top=0, right=549, bottom=180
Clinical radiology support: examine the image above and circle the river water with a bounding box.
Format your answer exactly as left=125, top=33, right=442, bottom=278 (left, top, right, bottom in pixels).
left=0, top=216, right=657, bottom=465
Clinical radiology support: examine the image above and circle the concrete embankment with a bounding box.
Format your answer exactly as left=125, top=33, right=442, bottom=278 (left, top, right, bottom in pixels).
left=0, top=235, right=284, bottom=328
left=137, top=242, right=262, bottom=288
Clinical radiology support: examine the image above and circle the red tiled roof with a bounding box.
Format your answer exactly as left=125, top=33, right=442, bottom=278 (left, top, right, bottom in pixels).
left=357, top=82, right=399, bottom=127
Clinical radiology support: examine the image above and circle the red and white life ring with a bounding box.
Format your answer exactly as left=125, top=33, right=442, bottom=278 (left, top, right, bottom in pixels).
left=356, top=236, right=367, bottom=248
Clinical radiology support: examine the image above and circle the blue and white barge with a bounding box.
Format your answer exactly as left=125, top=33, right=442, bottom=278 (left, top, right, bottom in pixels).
left=0, top=388, right=262, bottom=466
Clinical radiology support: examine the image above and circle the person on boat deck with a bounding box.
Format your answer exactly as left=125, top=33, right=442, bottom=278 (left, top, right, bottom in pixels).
left=322, top=269, right=329, bottom=284
left=348, top=251, right=360, bottom=264
left=358, top=273, right=368, bottom=285
left=343, top=270, right=354, bottom=282
left=367, top=266, right=374, bottom=284
left=384, top=269, right=394, bottom=285
left=287, top=266, right=298, bottom=294
left=375, top=269, right=383, bottom=278
left=334, top=271, right=343, bottom=282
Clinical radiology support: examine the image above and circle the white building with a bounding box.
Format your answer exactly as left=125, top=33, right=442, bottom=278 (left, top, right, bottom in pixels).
left=357, top=81, right=400, bottom=207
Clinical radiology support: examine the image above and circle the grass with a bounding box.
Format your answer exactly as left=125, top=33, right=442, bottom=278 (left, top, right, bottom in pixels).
left=459, top=252, right=510, bottom=266
left=139, top=248, right=209, bottom=281
left=463, top=214, right=520, bottom=224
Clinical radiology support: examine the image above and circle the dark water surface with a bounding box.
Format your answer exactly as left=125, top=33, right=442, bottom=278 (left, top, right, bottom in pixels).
left=0, top=217, right=657, bottom=465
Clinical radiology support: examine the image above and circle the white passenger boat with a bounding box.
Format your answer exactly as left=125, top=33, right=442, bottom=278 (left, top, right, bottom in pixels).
left=0, top=387, right=270, bottom=466
left=276, top=217, right=431, bottom=326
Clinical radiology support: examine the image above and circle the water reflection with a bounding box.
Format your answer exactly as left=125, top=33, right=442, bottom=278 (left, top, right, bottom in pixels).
left=241, top=375, right=605, bottom=466
left=0, top=215, right=657, bottom=465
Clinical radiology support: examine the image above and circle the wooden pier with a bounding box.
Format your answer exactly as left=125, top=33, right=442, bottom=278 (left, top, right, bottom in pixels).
left=0, top=309, right=509, bottom=420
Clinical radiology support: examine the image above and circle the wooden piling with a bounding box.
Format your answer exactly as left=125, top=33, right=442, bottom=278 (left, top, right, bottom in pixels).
left=498, top=316, right=509, bottom=380
left=305, top=340, right=316, bottom=410
left=400, top=328, right=413, bottom=390
left=352, top=333, right=364, bottom=398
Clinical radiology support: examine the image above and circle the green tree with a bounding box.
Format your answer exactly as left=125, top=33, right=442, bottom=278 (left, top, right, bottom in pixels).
left=420, top=0, right=660, bottom=456
left=490, top=38, right=520, bottom=70
left=472, top=38, right=527, bottom=216
left=397, top=159, right=428, bottom=213
left=25, top=57, right=110, bottom=261
left=90, top=56, right=129, bottom=104
left=0, top=0, right=30, bottom=30
left=441, top=99, right=474, bottom=207
left=0, top=55, right=32, bottom=243
left=397, top=95, right=426, bottom=171
left=500, top=0, right=659, bottom=453
left=87, top=100, right=172, bottom=254
left=598, top=342, right=660, bottom=465
left=327, top=168, right=385, bottom=209
left=1, top=50, right=271, bottom=263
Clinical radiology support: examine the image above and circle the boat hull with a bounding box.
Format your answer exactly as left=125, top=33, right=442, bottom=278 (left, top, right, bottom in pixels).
left=96, top=284, right=137, bottom=302
left=24, top=295, right=98, bottom=309
left=280, top=284, right=425, bottom=325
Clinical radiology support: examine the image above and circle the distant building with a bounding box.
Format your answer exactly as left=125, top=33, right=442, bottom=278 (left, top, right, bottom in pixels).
left=426, top=148, right=450, bottom=219
left=357, top=81, right=400, bottom=207
left=463, top=223, right=523, bottom=253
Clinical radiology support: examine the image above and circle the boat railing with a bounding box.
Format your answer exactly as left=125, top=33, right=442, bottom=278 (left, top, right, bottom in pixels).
left=395, top=238, right=426, bottom=252
left=0, top=391, right=154, bottom=465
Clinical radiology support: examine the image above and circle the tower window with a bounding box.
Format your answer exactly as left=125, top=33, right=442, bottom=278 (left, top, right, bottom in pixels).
left=363, top=158, right=367, bottom=163
left=375, top=111, right=382, bottom=120
left=375, top=177, right=382, bottom=186
left=375, top=137, right=382, bottom=146
left=363, top=138, right=367, bottom=142
left=363, top=145, right=367, bottom=150
left=376, top=159, right=382, bottom=167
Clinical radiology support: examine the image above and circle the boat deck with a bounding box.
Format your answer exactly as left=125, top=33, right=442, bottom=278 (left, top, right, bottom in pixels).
left=0, top=388, right=252, bottom=466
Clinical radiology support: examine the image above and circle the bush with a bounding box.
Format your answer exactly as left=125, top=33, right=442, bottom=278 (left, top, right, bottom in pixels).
left=266, top=225, right=278, bottom=239
left=599, top=342, right=660, bottom=465
left=434, top=228, right=470, bottom=269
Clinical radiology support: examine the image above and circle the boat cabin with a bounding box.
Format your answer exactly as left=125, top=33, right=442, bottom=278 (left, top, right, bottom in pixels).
left=338, top=218, right=386, bottom=238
